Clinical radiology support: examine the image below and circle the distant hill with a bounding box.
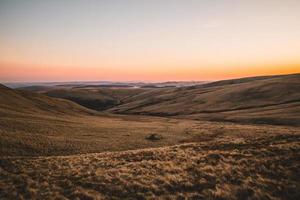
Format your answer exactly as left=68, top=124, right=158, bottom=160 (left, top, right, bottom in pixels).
left=16, top=85, right=55, bottom=92
left=109, top=73, right=300, bottom=126
left=0, top=84, right=95, bottom=116
left=44, top=89, right=120, bottom=111
left=16, top=81, right=208, bottom=111
left=16, top=84, right=149, bottom=111
left=44, top=88, right=148, bottom=111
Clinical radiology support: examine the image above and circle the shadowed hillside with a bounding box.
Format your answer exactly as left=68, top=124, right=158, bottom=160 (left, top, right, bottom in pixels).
left=45, top=89, right=120, bottom=111
left=44, top=88, right=147, bottom=111
left=109, top=74, right=300, bottom=126
left=16, top=86, right=148, bottom=111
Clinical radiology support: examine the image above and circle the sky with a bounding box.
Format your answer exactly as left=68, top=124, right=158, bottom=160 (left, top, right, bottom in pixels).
left=0, top=0, right=300, bottom=82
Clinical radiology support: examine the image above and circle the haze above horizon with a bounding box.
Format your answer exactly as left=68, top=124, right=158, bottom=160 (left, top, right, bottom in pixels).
left=1, top=0, right=300, bottom=82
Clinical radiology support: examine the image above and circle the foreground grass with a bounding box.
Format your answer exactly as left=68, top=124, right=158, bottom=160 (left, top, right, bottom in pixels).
left=1, top=110, right=299, bottom=157
left=0, top=111, right=197, bottom=156
left=1, top=133, right=299, bottom=199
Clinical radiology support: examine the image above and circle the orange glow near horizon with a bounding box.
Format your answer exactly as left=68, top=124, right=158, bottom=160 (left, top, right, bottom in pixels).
left=1, top=1, right=300, bottom=82
left=1, top=61, right=299, bottom=82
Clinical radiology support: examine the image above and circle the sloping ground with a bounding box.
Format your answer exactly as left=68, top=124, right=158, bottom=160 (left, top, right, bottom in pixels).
left=4, top=105, right=297, bottom=157
left=109, top=74, right=300, bottom=126
left=0, top=81, right=214, bottom=157
left=0, top=111, right=199, bottom=156
left=184, top=101, right=300, bottom=126
left=0, top=82, right=197, bottom=156
left=4, top=82, right=299, bottom=158
left=45, top=89, right=120, bottom=111
left=44, top=87, right=147, bottom=111
left=0, top=84, right=94, bottom=116
left=1, top=132, right=299, bottom=199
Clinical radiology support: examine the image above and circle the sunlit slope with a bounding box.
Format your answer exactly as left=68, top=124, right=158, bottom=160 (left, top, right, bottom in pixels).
left=0, top=84, right=198, bottom=156
left=1, top=132, right=299, bottom=199
left=1, top=84, right=230, bottom=157
left=0, top=84, right=94, bottom=116
left=110, top=74, right=300, bottom=125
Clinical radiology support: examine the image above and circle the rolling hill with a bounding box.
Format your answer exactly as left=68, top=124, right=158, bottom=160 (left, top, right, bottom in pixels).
left=2, top=80, right=299, bottom=157
left=0, top=84, right=95, bottom=116
left=109, top=73, right=300, bottom=126
left=3, top=83, right=245, bottom=157
left=17, top=85, right=149, bottom=111
left=1, top=76, right=300, bottom=199
left=44, top=87, right=147, bottom=111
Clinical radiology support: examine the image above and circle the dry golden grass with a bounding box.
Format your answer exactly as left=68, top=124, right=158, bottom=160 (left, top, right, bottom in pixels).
left=1, top=132, right=299, bottom=199
left=1, top=78, right=300, bottom=199
left=0, top=111, right=193, bottom=156
left=2, top=108, right=299, bottom=157
left=2, top=81, right=298, bottom=158
left=109, top=74, right=300, bottom=126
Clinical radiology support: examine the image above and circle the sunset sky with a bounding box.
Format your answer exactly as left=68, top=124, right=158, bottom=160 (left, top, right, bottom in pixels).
left=0, top=0, right=300, bottom=82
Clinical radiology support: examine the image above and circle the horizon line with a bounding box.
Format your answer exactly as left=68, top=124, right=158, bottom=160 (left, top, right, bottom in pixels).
left=1, top=72, right=299, bottom=84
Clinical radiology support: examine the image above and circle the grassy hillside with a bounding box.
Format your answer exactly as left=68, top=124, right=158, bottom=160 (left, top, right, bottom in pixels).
left=0, top=84, right=95, bottom=116
left=2, top=83, right=299, bottom=157
left=109, top=74, right=300, bottom=126
left=42, top=87, right=147, bottom=111
left=0, top=111, right=196, bottom=156
left=0, top=83, right=250, bottom=157
left=0, top=83, right=197, bottom=156
left=45, top=89, right=119, bottom=111
left=4, top=106, right=296, bottom=157
left=1, top=77, right=300, bottom=199
left=1, top=132, right=299, bottom=199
